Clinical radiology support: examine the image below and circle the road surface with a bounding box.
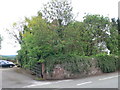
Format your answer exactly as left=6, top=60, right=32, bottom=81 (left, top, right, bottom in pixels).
left=0, top=67, right=119, bottom=88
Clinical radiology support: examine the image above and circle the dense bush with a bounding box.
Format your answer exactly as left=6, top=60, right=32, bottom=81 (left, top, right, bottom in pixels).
left=95, top=53, right=119, bottom=73
left=45, top=53, right=119, bottom=74
left=45, top=54, right=92, bottom=74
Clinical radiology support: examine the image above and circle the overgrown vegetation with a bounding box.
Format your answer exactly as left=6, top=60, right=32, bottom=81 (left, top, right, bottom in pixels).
left=95, top=53, right=119, bottom=73
left=7, top=0, right=119, bottom=75
left=45, top=54, right=92, bottom=74
left=45, top=54, right=119, bottom=74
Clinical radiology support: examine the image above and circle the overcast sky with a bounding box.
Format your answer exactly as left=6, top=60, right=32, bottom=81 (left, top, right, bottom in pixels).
left=0, top=0, right=119, bottom=55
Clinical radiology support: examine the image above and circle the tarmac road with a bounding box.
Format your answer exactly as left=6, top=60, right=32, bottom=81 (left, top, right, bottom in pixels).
left=1, top=67, right=36, bottom=88
left=0, top=67, right=119, bottom=89
left=23, top=72, right=119, bottom=88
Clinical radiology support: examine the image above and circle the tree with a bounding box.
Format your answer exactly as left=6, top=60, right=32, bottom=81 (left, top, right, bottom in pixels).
left=42, top=0, right=74, bottom=26
left=83, top=14, right=110, bottom=55
left=6, top=21, right=26, bottom=45
left=62, top=21, right=86, bottom=55
left=0, top=35, right=2, bottom=49
left=17, top=12, right=58, bottom=68
left=41, top=0, right=74, bottom=54
left=106, top=18, right=118, bottom=55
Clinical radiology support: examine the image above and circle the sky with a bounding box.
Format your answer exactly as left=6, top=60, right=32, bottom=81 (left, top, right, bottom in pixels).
left=0, top=0, right=119, bottom=55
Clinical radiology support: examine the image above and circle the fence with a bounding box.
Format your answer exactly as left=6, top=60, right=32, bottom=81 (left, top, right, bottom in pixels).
left=30, top=63, right=43, bottom=78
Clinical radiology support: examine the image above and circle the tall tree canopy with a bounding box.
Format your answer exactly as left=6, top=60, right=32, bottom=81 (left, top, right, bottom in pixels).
left=42, top=0, right=74, bottom=26
left=106, top=18, right=118, bottom=55
left=17, top=13, right=58, bottom=68
left=83, top=14, right=110, bottom=55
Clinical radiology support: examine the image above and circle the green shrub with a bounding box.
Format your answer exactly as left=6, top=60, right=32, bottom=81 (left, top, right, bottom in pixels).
left=45, top=54, right=92, bottom=74
left=95, top=53, right=119, bottom=73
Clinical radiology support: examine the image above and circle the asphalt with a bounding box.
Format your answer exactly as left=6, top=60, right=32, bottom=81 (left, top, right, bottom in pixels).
left=23, top=72, right=119, bottom=88
left=1, top=67, right=36, bottom=88
left=0, top=67, right=119, bottom=89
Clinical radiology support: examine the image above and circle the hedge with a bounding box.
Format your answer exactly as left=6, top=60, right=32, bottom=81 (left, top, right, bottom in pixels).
left=95, top=53, right=119, bottom=73
left=45, top=53, right=119, bottom=74
left=45, top=54, right=92, bottom=74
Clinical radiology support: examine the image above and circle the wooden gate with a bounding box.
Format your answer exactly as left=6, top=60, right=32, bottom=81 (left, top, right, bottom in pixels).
left=30, top=63, right=43, bottom=78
